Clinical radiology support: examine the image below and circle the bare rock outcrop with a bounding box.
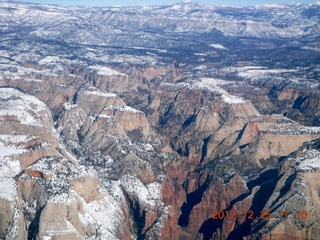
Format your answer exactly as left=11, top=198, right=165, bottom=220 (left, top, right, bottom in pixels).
left=235, top=115, right=320, bottom=165
left=0, top=178, right=26, bottom=240
left=38, top=198, right=84, bottom=240
left=246, top=140, right=320, bottom=240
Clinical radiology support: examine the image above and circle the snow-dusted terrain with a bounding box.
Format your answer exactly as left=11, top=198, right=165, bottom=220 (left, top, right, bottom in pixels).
left=0, top=1, right=319, bottom=240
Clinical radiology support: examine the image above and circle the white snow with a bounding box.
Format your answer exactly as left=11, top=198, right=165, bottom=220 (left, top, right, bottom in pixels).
left=301, top=47, right=320, bottom=53
left=0, top=158, right=22, bottom=178
left=121, top=106, right=141, bottom=113
left=0, top=134, right=33, bottom=178
left=195, top=65, right=207, bottom=70
left=0, top=88, right=47, bottom=111
left=80, top=187, right=124, bottom=240
left=160, top=82, right=189, bottom=91
left=106, top=180, right=126, bottom=203
left=143, top=143, right=154, bottom=152
left=237, top=67, right=298, bottom=78
left=256, top=4, right=288, bottom=8
left=0, top=63, right=57, bottom=77
left=299, top=157, right=320, bottom=171
left=0, top=177, right=17, bottom=200
left=192, top=78, right=247, bottom=104
left=63, top=103, right=77, bottom=111
left=0, top=109, right=41, bottom=126
left=194, top=53, right=208, bottom=56
left=171, top=4, right=183, bottom=10
left=49, top=192, right=75, bottom=204
left=209, top=44, right=228, bottom=50
left=109, top=54, right=157, bottom=65
left=0, top=134, right=24, bottom=143
left=83, top=90, right=118, bottom=98
left=42, top=237, right=52, bottom=240
left=161, top=78, right=247, bottom=104
left=78, top=212, right=95, bottom=229
left=26, top=157, right=56, bottom=176
left=98, top=114, right=112, bottom=119
left=89, top=66, right=127, bottom=76
left=38, top=56, right=60, bottom=65
left=0, top=88, right=51, bottom=126
left=222, top=94, right=246, bottom=104
left=290, top=149, right=320, bottom=171
left=104, top=105, right=142, bottom=114
left=132, top=47, right=168, bottom=53
left=120, top=175, right=162, bottom=206
left=266, top=124, right=320, bottom=135
left=0, top=142, right=26, bottom=158
left=201, top=78, right=236, bottom=86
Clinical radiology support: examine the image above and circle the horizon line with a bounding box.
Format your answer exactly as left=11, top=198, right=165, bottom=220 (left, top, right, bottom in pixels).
left=3, top=0, right=318, bottom=8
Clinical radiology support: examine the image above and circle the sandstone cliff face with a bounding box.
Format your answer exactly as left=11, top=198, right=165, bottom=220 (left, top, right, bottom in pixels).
left=0, top=34, right=320, bottom=240
left=234, top=115, right=320, bottom=165
left=0, top=87, right=170, bottom=240
left=70, top=176, right=103, bottom=203
left=246, top=140, right=320, bottom=240
left=146, top=80, right=260, bottom=163
left=178, top=139, right=320, bottom=240
left=128, top=74, right=320, bottom=240
left=38, top=199, right=83, bottom=240
left=1, top=2, right=320, bottom=239
left=1, top=59, right=320, bottom=240
left=0, top=178, right=26, bottom=240
left=183, top=174, right=249, bottom=237
left=233, top=78, right=320, bottom=127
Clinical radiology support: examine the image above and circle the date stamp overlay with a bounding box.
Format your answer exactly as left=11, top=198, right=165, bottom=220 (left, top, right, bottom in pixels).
left=212, top=209, right=309, bottom=220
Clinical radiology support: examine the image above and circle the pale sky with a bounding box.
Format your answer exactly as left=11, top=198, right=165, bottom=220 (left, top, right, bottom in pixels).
left=7, top=0, right=317, bottom=7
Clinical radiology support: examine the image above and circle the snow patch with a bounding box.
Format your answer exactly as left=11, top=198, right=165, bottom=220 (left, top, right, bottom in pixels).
left=290, top=149, right=320, bottom=172
left=209, top=43, right=228, bottom=50
left=161, top=79, right=247, bottom=104
left=0, top=109, right=42, bottom=126
left=0, top=88, right=50, bottom=126
left=0, top=157, right=22, bottom=178
left=98, top=114, right=112, bottom=119
left=120, top=175, right=162, bottom=206
left=38, top=56, right=60, bottom=65
left=256, top=4, right=288, bottom=8
left=80, top=190, right=123, bottom=240
left=237, top=67, right=298, bottom=78
left=0, top=88, right=47, bottom=113
left=222, top=94, right=247, bottom=104
left=78, top=212, right=96, bottom=229
left=266, top=124, right=320, bottom=135
left=89, top=66, right=127, bottom=76
left=0, top=63, right=57, bottom=77
left=192, top=78, right=247, bottom=104
left=0, top=177, right=17, bottom=200
left=299, top=157, right=320, bottom=171
left=63, top=103, right=77, bottom=111
left=143, top=143, right=154, bottom=152
left=83, top=91, right=118, bottom=98
left=104, top=105, right=142, bottom=114
left=301, top=47, right=320, bottom=53
left=0, top=142, right=27, bottom=158
left=48, top=192, right=75, bottom=204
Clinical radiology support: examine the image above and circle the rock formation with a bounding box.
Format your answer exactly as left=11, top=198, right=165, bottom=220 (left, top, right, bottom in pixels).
left=0, top=1, right=320, bottom=240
